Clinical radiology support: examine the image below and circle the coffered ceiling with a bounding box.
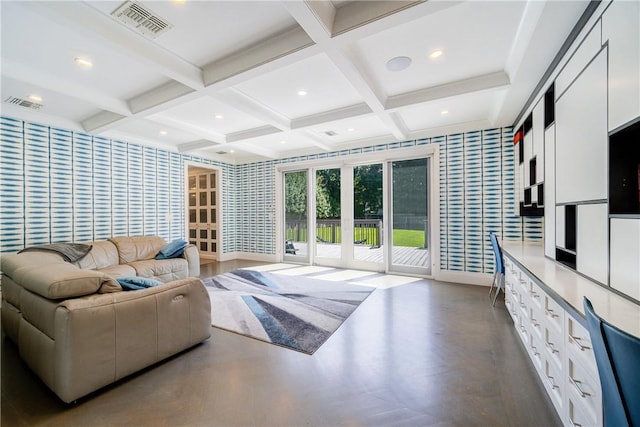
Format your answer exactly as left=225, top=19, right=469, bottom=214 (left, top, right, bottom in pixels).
left=0, top=0, right=590, bottom=163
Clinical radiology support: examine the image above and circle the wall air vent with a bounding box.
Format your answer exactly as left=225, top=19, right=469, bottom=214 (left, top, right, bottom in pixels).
left=215, top=151, right=228, bottom=155
left=4, top=96, right=43, bottom=110
left=111, top=1, right=173, bottom=39
left=324, top=131, right=337, bottom=136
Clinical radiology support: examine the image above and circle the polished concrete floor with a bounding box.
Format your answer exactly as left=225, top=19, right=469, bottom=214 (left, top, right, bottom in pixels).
left=1, top=260, right=561, bottom=426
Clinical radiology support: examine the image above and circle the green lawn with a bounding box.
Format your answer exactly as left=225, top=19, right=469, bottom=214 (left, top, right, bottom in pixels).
left=286, top=226, right=425, bottom=247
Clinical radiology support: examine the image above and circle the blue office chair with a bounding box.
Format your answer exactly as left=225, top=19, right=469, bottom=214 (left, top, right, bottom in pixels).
left=488, top=232, right=505, bottom=306
left=583, top=297, right=640, bottom=427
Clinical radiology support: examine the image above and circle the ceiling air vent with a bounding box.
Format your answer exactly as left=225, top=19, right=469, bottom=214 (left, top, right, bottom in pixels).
left=324, top=131, right=337, bottom=136
left=4, top=96, right=43, bottom=110
left=111, top=1, right=173, bottom=39
left=215, top=151, right=228, bottom=155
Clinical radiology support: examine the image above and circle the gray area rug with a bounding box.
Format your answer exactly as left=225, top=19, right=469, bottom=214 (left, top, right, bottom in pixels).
left=202, top=269, right=374, bottom=354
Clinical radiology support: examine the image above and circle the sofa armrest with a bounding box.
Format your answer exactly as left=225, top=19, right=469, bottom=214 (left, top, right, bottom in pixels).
left=183, top=244, right=200, bottom=277
left=52, top=278, right=211, bottom=403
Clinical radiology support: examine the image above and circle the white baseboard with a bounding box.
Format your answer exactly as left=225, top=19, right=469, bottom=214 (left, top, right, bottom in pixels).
left=435, top=270, right=493, bottom=287
left=218, top=251, right=278, bottom=263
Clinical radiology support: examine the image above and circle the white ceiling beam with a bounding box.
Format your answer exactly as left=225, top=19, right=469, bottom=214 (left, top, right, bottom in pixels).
left=280, top=1, right=335, bottom=42
left=228, top=142, right=279, bottom=159
left=385, top=71, right=511, bottom=111
left=504, top=1, right=547, bottom=81
left=145, top=114, right=227, bottom=143
left=226, top=125, right=283, bottom=143
left=284, top=1, right=410, bottom=142
left=299, top=131, right=334, bottom=152
left=202, top=26, right=314, bottom=87
left=177, top=139, right=220, bottom=153
left=291, top=104, right=372, bottom=130
left=82, top=111, right=128, bottom=133
left=24, top=1, right=204, bottom=90
left=332, top=1, right=420, bottom=36
left=3, top=59, right=131, bottom=116
left=213, top=88, right=291, bottom=131
left=128, top=81, right=195, bottom=114
left=379, top=113, right=410, bottom=141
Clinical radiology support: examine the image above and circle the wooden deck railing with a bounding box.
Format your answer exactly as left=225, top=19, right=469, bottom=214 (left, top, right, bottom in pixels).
left=285, top=219, right=382, bottom=247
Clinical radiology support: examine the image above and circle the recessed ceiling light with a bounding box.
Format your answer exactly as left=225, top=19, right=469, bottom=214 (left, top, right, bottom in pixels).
left=386, top=56, right=412, bottom=72
left=347, top=128, right=355, bottom=132
left=172, top=0, right=186, bottom=4
left=74, top=57, right=93, bottom=68
left=297, top=90, right=307, bottom=96
left=159, top=130, right=168, bottom=135
left=28, top=94, right=43, bottom=102
left=441, top=110, right=449, bottom=115
left=229, top=149, right=235, bottom=153
left=429, top=49, right=444, bottom=60
left=215, top=114, right=223, bottom=119
left=280, top=140, right=287, bottom=144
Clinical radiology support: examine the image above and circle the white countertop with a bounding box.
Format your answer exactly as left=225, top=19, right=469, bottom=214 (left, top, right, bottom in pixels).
left=503, top=242, right=640, bottom=338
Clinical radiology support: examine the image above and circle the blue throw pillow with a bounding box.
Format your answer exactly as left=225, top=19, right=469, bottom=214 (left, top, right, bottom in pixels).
left=155, top=239, right=188, bottom=260
left=117, top=276, right=162, bottom=291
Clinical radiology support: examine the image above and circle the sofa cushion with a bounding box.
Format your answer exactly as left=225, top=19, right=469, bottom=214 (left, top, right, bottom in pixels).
left=155, top=239, right=188, bottom=259
left=97, top=264, right=137, bottom=279
left=74, top=241, right=120, bottom=270
left=1, top=252, right=68, bottom=277
left=127, top=258, right=189, bottom=282
left=109, top=236, right=166, bottom=264
left=13, top=264, right=113, bottom=299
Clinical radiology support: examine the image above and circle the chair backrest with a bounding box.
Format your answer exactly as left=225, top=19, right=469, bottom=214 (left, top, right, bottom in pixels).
left=489, top=232, right=504, bottom=274
left=583, top=297, right=640, bottom=427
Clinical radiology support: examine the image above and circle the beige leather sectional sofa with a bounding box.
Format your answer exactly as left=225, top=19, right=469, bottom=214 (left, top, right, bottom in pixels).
left=1, top=236, right=211, bottom=403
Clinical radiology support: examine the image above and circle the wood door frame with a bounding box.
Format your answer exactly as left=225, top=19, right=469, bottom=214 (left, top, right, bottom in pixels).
left=185, top=161, right=222, bottom=260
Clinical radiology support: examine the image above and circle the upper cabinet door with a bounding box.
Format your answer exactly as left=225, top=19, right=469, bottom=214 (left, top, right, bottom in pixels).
left=602, top=0, right=640, bottom=131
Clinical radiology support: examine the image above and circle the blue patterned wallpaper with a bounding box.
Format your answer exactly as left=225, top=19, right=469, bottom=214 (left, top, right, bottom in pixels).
left=0, top=116, right=541, bottom=274
left=0, top=117, right=234, bottom=253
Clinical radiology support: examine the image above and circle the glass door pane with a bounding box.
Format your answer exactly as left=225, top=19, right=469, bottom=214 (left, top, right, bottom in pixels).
left=390, top=158, right=430, bottom=275
left=315, top=168, right=341, bottom=260
left=284, top=170, right=309, bottom=260
left=353, top=163, right=384, bottom=265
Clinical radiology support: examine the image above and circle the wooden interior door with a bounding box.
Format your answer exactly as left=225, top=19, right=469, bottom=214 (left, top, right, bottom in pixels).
left=188, top=169, right=218, bottom=258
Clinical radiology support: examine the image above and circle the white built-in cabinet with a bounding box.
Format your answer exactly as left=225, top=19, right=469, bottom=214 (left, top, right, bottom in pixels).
left=516, top=0, right=640, bottom=302
left=504, top=256, right=602, bottom=427
left=602, top=0, right=640, bottom=131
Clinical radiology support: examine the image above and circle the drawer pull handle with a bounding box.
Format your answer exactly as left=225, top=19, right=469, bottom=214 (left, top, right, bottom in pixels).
left=569, top=335, right=591, bottom=351
left=532, top=319, right=540, bottom=328
left=545, top=341, right=559, bottom=354
left=546, top=374, right=559, bottom=389
left=545, top=308, right=559, bottom=318
left=520, top=302, right=526, bottom=308
left=531, top=344, right=540, bottom=356
left=569, top=377, right=591, bottom=398
left=569, top=420, right=582, bottom=427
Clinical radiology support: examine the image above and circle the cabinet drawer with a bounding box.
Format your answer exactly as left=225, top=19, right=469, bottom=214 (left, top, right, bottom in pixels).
left=528, top=333, right=545, bottom=375
left=566, top=356, right=601, bottom=422
left=566, top=315, right=598, bottom=374
left=527, top=280, right=544, bottom=311
left=543, top=358, right=564, bottom=414
left=529, top=305, right=543, bottom=340
left=543, top=325, right=564, bottom=370
left=543, top=293, right=564, bottom=335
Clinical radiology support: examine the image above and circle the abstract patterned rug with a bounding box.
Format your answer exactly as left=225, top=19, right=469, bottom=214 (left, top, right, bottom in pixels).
left=202, top=269, right=374, bottom=354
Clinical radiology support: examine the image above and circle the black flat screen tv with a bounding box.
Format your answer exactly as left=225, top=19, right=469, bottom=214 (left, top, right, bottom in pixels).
left=609, top=119, right=640, bottom=215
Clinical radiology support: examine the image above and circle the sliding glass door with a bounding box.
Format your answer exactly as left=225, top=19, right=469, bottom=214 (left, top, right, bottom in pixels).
left=389, top=158, right=430, bottom=275
left=315, top=167, right=342, bottom=262
left=280, top=152, right=433, bottom=276
left=283, top=170, right=309, bottom=262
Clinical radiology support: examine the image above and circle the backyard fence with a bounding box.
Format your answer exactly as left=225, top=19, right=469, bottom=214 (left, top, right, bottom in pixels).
left=285, top=219, right=383, bottom=247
